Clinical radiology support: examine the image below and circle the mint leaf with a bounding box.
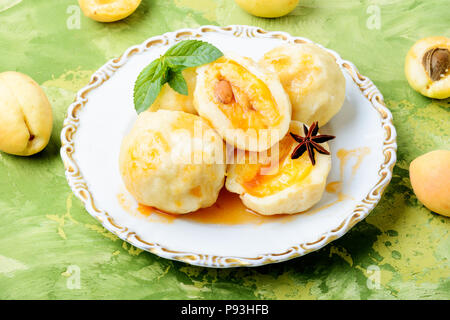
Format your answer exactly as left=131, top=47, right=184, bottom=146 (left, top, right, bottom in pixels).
left=134, top=77, right=165, bottom=114
left=134, top=40, right=223, bottom=113
left=164, top=40, right=205, bottom=56
left=134, top=60, right=168, bottom=112
left=134, top=59, right=160, bottom=88
left=150, top=59, right=168, bottom=81
left=165, top=40, right=223, bottom=68
left=168, top=70, right=188, bottom=96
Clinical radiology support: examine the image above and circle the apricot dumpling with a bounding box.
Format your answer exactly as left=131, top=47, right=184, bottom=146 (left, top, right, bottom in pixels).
left=226, top=121, right=332, bottom=215
left=260, top=43, right=346, bottom=126
left=119, top=110, right=226, bottom=214
left=194, top=55, right=291, bottom=152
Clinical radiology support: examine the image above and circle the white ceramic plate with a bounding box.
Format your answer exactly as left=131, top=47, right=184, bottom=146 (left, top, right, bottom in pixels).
left=61, top=25, right=397, bottom=268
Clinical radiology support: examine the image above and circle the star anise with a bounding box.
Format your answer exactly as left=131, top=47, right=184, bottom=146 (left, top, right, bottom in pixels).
left=290, top=121, right=335, bottom=165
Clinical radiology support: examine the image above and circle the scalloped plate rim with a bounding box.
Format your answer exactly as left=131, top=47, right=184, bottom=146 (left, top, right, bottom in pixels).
left=60, top=25, right=397, bottom=268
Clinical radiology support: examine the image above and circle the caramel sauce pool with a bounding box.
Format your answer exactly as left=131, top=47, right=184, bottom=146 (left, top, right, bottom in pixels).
left=118, top=147, right=372, bottom=225
left=325, top=181, right=342, bottom=194
left=337, top=147, right=371, bottom=178
left=136, top=189, right=294, bottom=225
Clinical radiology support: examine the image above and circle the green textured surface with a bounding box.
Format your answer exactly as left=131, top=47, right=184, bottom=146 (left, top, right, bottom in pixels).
left=0, top=0, right=449, bottom=300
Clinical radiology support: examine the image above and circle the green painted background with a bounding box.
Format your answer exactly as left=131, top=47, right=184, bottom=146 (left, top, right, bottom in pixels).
left=0, top=0, right=449, bottom=300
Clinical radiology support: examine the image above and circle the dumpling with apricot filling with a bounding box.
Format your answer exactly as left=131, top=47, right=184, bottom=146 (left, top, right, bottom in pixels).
left=226, top=121, right=333, bottom=215
left=119, top=110, right=226, bottom=214
left=260, top=43, right=346, bottom=126
left=194, top=55, right=291, bottom=152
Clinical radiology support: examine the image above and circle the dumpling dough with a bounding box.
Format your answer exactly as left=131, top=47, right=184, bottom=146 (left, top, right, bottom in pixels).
left=149, top=68, right=197, bottom=114
left=226, top=121, right=331, bottom=215
left=260, top=43, right=346, bottom=126
left=194, top=55, right=291, bottom=152
left=119, top=110, right=226, bottom=214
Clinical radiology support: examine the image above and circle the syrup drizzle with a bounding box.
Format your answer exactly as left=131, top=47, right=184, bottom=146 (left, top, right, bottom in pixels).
left=118, top=147, right=371, bottom=225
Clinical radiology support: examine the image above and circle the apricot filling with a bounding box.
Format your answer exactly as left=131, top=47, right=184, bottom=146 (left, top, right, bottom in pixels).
left=205, top=59, right=281, bottom=131
left=234, top=134, right=313, bottom=197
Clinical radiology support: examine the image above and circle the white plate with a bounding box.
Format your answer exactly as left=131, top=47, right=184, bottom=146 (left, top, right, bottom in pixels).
left=61, top=25, right=397, bottom=268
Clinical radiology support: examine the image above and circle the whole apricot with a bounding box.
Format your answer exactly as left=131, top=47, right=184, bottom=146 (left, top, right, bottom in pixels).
left=234, top=0, right=299, bottom=18
left=78, top=0, right=141, bottom=23
left=0, top=72, right=53, bottom=156
left=409, top=150, right=450, bottom=217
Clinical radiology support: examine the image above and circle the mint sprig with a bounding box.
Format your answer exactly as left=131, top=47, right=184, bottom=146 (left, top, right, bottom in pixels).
left=133, top=40, right=223, bottom=114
